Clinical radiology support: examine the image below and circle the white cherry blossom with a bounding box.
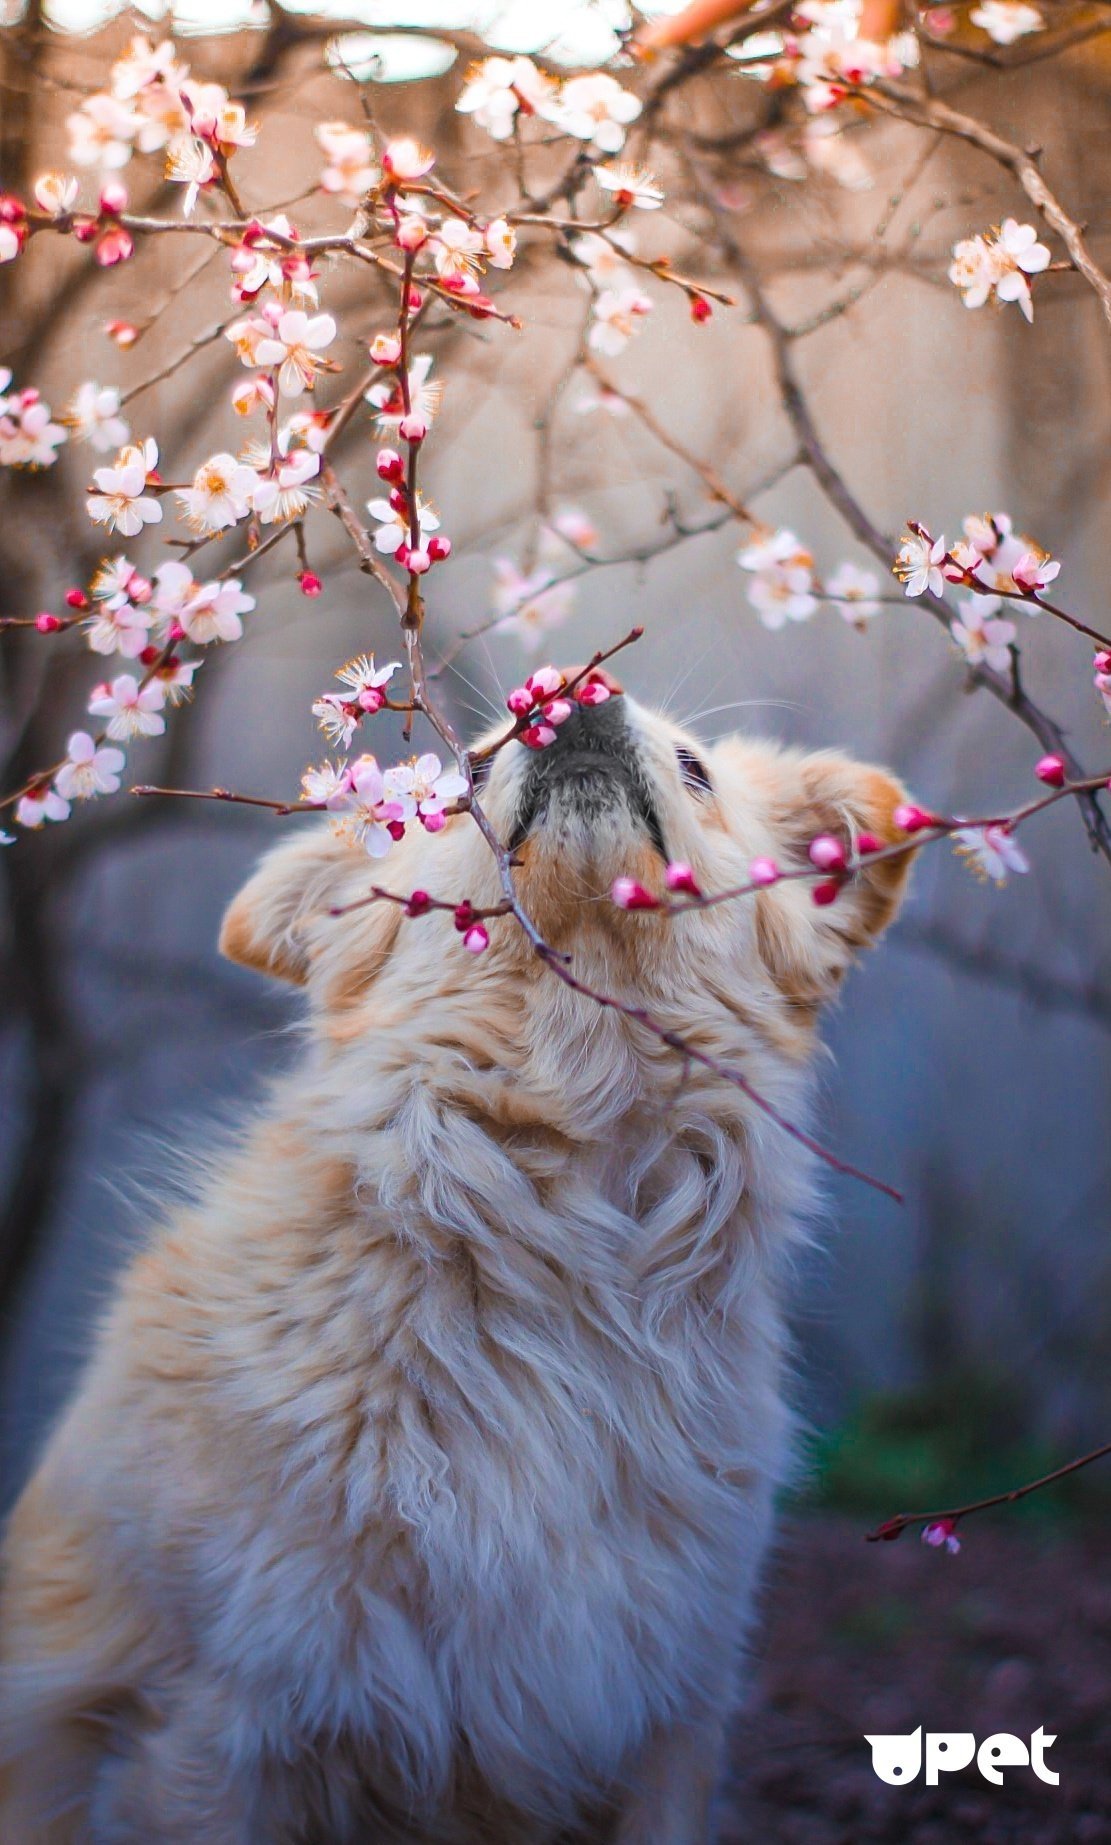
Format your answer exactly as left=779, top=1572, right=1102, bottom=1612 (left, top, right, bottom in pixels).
left=969, top=0, right=1043, bottom=42
left=86, top=440, right=162, bottom=536
left=54, top=731, right=126, bottom=801
left=555, top=74, right=641, bottom=154
left=254, top=310, right=337, bottom=396
left=67, top=382, right=130, bottom=453
left=455, top=56, right=557, bottom=140
left=176, top=452, right=257, bottom=532
left=950, top=595, right=1017, bottom=670
left=87, top=672, right=166, bottom=740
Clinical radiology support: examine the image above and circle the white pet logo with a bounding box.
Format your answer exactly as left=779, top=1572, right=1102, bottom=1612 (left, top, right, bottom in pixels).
left=865, top=1727, right=1059, bottom=1786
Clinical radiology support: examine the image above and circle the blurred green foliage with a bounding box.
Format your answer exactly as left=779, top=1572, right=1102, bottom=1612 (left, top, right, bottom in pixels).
left=798, top=1376, right=1111, bottom=1528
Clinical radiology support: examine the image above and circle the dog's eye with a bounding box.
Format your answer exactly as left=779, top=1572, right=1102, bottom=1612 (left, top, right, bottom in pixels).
left=676, top=747, right=713, bottom=796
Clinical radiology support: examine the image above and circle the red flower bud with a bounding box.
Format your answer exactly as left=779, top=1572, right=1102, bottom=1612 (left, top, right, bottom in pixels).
left=855, top=832, right=883, bottom=856
left=453, top=901, right=475, bottom=931
left=64, top=588, right=90, bottom=610
left=427, top=535, right=452, bottom=563
left=376, top=448, right=404, bottom=483
left=665, top=861, right=701, bottom=897
left=298, top=571, right=323, bottom=598
left=811, top=878, right=842, bottom=907
left=406, top=889, right=432, bottom=917
left=1034, top=753, right=1066, bottom=787
left=612, top=877, right=659, bottom=911
left=34, top=610, right=63, bottom=633
left=690, top=294, right=712, bottom=324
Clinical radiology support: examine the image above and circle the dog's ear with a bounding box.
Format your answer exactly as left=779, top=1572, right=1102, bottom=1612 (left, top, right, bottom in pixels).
left=219, top=827, right=369, bottom=985
left=753, top=748, right=915, bottom=1008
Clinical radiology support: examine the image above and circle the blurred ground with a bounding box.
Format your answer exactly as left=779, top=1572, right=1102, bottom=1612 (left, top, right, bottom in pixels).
left=723, top=1514, right=1110, bottom=1843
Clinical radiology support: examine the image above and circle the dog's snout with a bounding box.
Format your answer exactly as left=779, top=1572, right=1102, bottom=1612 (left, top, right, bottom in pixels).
left=512, top=676, right=667, bottom=860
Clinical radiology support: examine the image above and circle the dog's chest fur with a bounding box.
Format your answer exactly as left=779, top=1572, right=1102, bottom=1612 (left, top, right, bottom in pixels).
left=94, top=1088, right=796, bottom=1818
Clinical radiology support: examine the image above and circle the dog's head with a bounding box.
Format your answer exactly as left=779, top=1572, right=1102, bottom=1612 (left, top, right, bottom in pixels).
left=220, top=676, right=913, bottom=1085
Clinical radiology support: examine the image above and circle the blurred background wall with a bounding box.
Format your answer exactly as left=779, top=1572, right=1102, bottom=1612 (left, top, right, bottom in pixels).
left=2, top=6, right=1109, bottom=1516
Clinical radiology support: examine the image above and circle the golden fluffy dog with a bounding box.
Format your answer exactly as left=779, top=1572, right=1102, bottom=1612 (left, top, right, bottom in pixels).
left=0, top=684, right=911, bottom=1843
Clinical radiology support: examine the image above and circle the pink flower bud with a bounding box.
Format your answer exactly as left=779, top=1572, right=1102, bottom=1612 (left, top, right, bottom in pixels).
left=34, top=610, right=63, bottom=632
left=407, top=286, right=423, bottom=312
left=421, top=810, right=446, bottom=833
left=541, top=698, right=573, bottom=726
left=396, top=215, right=428, bottom=252
left=811, top=879, right=842, bottom=907
left=407, top=548, right=431, bottom=575
left=463, top=922, right=489, bottom=954
left=358, top=687, right=385, bottom=713
left=526, top=666, right=563, bottom=700
left=1035, top=753, right=1066, bottom=787
left=387, top=486, right=408, bottom=514
left=893, top=802, right=935, bottom=834
left=369, top=332, right=402, bottom=365
left=922, top=1518, right=961, bottom=1554
left=665, top=861, right=701, bottom=897
left=0, top=192, right=25, bottom=223
left=168, top=619, right=186, bottom=643
left=690, top=294, right=712, bottom=324
left=855, top=832, right=883, bottom=856
left=1094, top=650, right=1111, bottom=675
left=72, top=217, right=98, bottom=244
left=98, top=181, right=127, bottom=216
left=95, top=225, right=133, bottom=267
left=612, top=877, right=659, bottom=911
left=808, top=833, right=847, bottom=873
left=748, top=856, right=780, bottom=886
left=129, top=574, right=152, bottom=604
left=64, top=588, right=89, bottom=610
left=104, top=319, right=139, bottom=347
left=506, top=685, right=533, bottom=717
left=398, top=412, right=427, bottom=444
left=376, top=448, right=404, bottom=483
left=298, top=571, right=323, bottom=598
left=520, top=722, right=557, bottom=750
left=427, top=535, right=452, bottom=563
left=577, top=680, right=611, bottom=706
left=395, top=542, right=411, bottom=569
left=406, top=889, right=432, bottom=917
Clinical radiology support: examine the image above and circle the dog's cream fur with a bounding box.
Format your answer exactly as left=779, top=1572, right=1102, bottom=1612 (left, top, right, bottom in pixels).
left=0, top=693, right=912, bottom=1843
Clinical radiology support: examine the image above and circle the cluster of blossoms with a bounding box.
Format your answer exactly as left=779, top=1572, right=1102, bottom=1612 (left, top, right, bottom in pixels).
left=506, top=664, right=612, bottom=750
left=725, top=0, right=917, bottom=118
left=64, top=33, right=255, bottom=216
left=456, top=59, right=641, bottom=154
left=0, top=367, right=67, bottom=468
left=737, top=528, right=882, bottom=630
left=301, top=748, right=468, bottom=860
left=949, top=220, right=1052, bottom=322
left=894, top=513, right=1063, bottom=674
